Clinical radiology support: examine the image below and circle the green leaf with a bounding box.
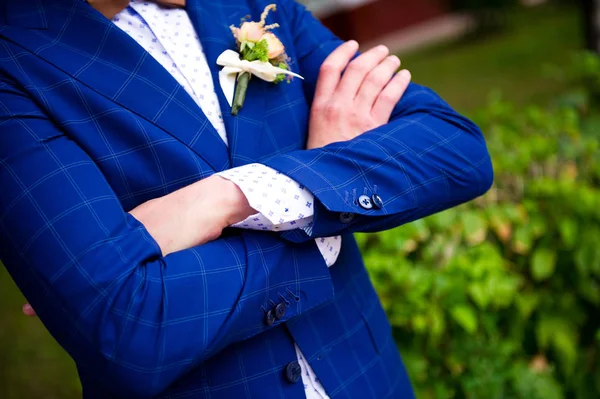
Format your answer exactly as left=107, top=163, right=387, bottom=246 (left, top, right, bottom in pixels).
left=412, top=314, right=428, bottom=333
left=450, top=304, right=478, bottom=334
left=531, top=248, right=557, bottom=281
left=529, top=215, right=547, bottom=239
left=411, top=219, right=431, bottom=242
left=468, top=282, right=490, bottom=309
left=428, top=306, right=446, bottom=343
left=536, top=316, right=560, bottom=349
left=511, top=362, right=564, bottom=399
left=242, top=39, right=269, bottom=62
left=515, top=292, right=540, bottom=319
left=461, top=212, right=488, bottom=246
left=512, top=225, right=533, bottom=255
left=401, top=350, right=429, bottom=383
left=552, top=325, right=578, bottom=376
left=578, top=278, right=600, bottom=305
left=535, top=315, right=578, bottom=372
left=489, top=275, right=522, bottom=308
left=558, top=218, right=578, bottom=249
left=575, top=231, right=600, bottom=277
left=428, top=208, right=458, bottom=230
left=273, top=62, right=289, bottom=84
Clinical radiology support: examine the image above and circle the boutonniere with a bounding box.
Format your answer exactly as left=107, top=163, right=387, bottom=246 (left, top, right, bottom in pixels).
left=217, top=4, right=303, bottom=115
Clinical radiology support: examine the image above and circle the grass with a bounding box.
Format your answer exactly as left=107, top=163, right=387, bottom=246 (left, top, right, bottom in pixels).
left=0, top=266, right=82, bottom=398
left=401, top=3, right=583, bottom=113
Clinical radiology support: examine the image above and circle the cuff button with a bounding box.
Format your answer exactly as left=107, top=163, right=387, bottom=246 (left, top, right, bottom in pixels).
left=275, top=302, right=287, bottom=320
left=371, top=194, right=383, bottom=209
left=265, top=309, right=276, bottom=326
left=358, top=195, right=373, bottom=210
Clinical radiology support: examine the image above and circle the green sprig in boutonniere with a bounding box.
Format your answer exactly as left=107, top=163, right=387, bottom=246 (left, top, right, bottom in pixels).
left=216, top=4, right=303, bottom=115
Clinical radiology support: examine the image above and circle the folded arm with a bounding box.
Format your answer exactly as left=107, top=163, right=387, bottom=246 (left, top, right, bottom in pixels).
left=221, top=37, right=413, bottom=252
left=0, top=76, right=333, bottom=398
left=266, top=0, right=494, bottom=240
left=217, top=163, right=342, bottom=266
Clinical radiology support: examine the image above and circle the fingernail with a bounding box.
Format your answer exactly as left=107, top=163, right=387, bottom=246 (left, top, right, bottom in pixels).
left=400, top=69, right=412, bottom=79
left=388, top=55, right=401, bottom=64
left=377, top=45, right=389, bottom=52
left=347, top=40, right=359, bottom=47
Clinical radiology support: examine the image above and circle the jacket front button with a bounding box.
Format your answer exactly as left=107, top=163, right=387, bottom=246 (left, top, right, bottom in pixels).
left=339, top=212, right=355, bottom=224
left=358, top=195, right=373, bottom=210
left=265, top=309, right=276, bottom=326
left=275, top=302, right=287, bottom=320
left=285, top=361, right=302, bottom=383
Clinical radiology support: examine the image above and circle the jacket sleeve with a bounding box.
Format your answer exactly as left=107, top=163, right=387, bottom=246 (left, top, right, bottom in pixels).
left=0, top=76, right=333, bottom=398
left=267, top=0, right=494, bottom=240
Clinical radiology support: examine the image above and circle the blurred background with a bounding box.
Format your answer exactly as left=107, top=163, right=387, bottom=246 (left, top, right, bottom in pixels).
left=1, top=0, right=599, bottom=398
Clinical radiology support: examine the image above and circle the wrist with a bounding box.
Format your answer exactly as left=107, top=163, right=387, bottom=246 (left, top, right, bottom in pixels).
left=210, top=175, right=256, bottom=227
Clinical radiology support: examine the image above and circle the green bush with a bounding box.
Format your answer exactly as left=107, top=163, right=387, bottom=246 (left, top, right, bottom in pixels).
left=568, top=51, right=600, bottom=108
left=360, top=69, right=600, bottom=398
left=551, top=51, right=600, bottom=116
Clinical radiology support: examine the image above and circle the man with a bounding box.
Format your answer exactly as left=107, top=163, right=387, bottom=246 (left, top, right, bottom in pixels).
left=0, top=0, right=493, bottom=397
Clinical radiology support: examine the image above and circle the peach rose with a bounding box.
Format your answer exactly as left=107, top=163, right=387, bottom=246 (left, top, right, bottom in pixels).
left=262, top=32, right=285, bottom=59
left=234, top=22, right=264, bottom=43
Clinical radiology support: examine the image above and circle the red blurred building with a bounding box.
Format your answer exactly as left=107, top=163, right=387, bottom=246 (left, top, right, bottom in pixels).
left=302, top=0, right=452, bottom=43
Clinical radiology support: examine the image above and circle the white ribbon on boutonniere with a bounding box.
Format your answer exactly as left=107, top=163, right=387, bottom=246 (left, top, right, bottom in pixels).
left=217, top=4, right=304, bottom=115
left=217, top=50, right=303, bottom=108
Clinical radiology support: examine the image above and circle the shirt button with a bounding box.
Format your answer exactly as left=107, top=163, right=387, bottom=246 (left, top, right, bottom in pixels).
left=358, top=195, right=373, bottom=210
left=371, top=194, right=383, bottom=209
left=339, top=212, right=355, bottom=224
left=275, top=302, right=287, bottom=320
left=265, top=309, right=276, bottom=326
left=285, top=361, right=302, bottom=383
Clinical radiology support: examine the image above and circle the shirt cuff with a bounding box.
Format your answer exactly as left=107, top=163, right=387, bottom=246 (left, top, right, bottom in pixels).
left=217, top=163, right=315, bottom=232
left=217, top=164, right=342, bottom=267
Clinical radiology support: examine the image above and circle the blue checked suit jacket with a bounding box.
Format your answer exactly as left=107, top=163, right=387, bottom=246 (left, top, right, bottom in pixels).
left=0, top=0, right=493, bottom=397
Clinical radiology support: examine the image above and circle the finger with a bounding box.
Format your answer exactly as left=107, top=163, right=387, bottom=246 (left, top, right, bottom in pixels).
left=22, top=303, right=37, bottom=317
left=355, top=55, right=401, bottom=110
left=372, top=69, right=412, bottom=123
left=314, top=40, right=360, bottom=102
left=336, top=45, right=390, bottom=99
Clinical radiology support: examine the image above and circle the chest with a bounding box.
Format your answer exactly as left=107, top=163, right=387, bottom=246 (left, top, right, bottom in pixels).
left=0, top=0, right=311, bottom=209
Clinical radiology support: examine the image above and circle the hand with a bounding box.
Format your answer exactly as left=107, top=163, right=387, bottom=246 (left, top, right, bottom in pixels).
left=130, top=175, right=255, bottom=256
left=307, top=41, right=412, bottom=149
left=23, top=303, right=36, bottom=317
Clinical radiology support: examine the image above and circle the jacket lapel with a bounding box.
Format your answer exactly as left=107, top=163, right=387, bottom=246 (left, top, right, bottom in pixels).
left=186, top=0, right=268, bottom=167
left=1, top=0, right=231, bottom=172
